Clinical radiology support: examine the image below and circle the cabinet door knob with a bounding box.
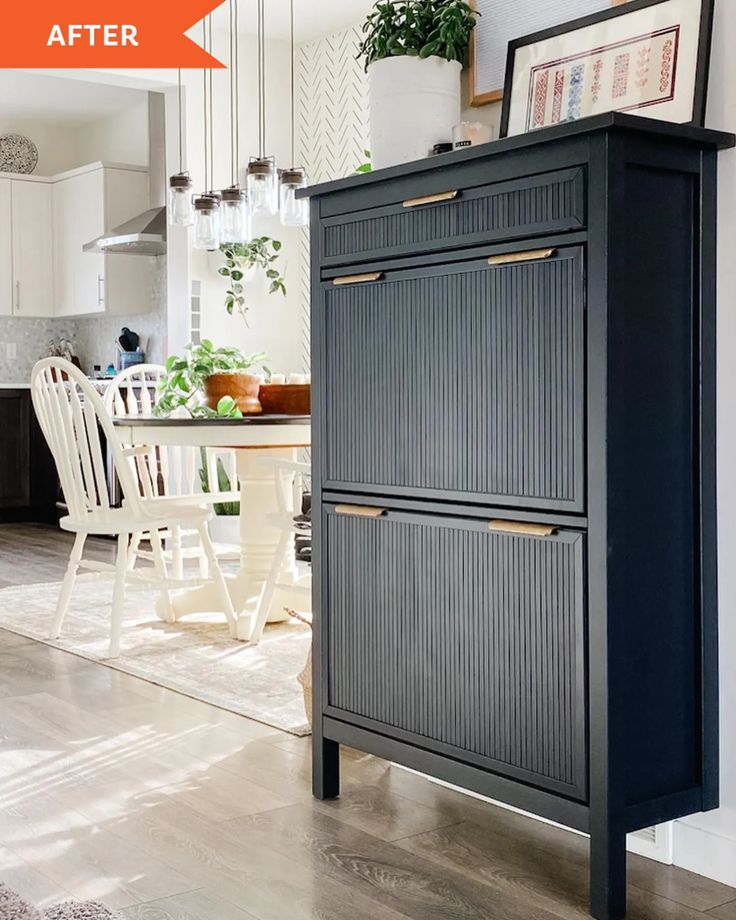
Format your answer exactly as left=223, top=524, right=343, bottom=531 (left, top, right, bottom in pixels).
left=489, top=520, right=558, bottom=537
left=488, top=248, right=557, bottom=266
left=97, top=275, right=105, bottom=305
left=14, top=281, right=20, bottom=312
left=403, top=190, right=459, bottom=208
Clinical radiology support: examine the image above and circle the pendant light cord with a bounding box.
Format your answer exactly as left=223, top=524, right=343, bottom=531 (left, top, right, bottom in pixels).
left=257, top=0, right=266, bottom=159
left=228, top=0, right=241, bottom=186
left=202, top=21, right=209, bottom=192
left=177, top=69, right=184, bottom=174
left=208, top=15, right=215, bottom=192
left=229, top=0, right=235, bottom=186
left=290, top=0, right=295, bottom=167
left=235, top=0, right=240, bottom=177
left=201, top=16, right=216, bottom=192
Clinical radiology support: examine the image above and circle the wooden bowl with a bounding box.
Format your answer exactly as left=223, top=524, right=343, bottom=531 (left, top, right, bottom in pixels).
left=203, top=372, right=263, bottom=415
left=259, top=384, right=311, bottom=416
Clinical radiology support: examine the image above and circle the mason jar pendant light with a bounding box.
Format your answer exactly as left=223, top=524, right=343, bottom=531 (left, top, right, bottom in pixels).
left=221, top=0, right=251, bottom=244
left=280, top=0, right=308, bottom=227
left=168, top=70, right=194, bottom=227
left=193, top=15, right=222, bottom=250
left=193, top=193, right=221, bottom=250
left=245, top=0, right=278, bottom=217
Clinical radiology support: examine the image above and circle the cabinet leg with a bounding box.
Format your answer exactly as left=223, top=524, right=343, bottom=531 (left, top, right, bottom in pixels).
left=590, top=826, right=627, bottom=919
left=313, top=737, right=340, bottom=800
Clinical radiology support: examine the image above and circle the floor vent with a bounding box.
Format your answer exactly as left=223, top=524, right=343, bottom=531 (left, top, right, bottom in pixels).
left=627, top=824, right=674, bottom=864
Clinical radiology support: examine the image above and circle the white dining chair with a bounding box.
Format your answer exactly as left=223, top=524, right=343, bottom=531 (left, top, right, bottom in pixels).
left=31, top=358, right=236, bottom=658
left=249, top=457, right=312, bottom=645
left=104, top=364, right=240, bottom=581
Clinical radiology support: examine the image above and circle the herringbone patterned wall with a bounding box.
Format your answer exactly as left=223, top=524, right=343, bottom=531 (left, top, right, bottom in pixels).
left=296, top=26, right=369, bottom=371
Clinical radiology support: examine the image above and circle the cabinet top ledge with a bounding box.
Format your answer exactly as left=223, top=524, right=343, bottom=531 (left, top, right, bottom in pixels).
left=298, top=112, right=735, bottom=200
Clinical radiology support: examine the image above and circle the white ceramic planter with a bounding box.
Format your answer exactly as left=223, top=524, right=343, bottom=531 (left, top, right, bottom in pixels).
left=368, top=55, right=462, bottom=170
left=208, top=513, right=240, bottom=548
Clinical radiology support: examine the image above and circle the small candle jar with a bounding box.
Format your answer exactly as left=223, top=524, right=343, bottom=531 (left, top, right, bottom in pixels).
left=452, top=121, right=494, bottom=150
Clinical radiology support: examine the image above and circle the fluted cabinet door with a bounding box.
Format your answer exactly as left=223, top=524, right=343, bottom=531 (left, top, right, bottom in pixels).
left=321, top=167, right=586, bottom=266
left=324, top=507, right=588, bottom=800
left=319, top=248, right=585, bottom=511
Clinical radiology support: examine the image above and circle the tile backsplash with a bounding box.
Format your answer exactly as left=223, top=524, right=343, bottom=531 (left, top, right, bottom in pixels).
left=0, top=261, right=167, bottom=384
left=0, top=315, right=78, bottom=383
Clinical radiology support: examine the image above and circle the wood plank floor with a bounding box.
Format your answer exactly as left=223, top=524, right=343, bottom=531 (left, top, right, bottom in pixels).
left=0, top=523, right=735, bottom=919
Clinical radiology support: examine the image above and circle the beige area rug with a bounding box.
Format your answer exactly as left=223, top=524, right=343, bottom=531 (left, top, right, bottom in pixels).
left=0, top=580, right=312, bottom=736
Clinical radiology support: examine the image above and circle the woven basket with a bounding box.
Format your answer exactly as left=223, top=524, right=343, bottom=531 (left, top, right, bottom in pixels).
left=287, top=609, right=313, bottom=727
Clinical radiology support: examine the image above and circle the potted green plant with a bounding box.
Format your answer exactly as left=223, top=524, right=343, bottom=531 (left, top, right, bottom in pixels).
left=358, top=0, right=478, bottom=169
left=156, top=340, right=270, bottom=418
left=199, top=449, right=240, bottom=546
left=218, top=237, right=286, bottom=324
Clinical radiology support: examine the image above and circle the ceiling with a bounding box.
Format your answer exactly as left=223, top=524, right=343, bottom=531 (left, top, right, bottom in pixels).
left=210, top=0, right=375, bottom=43
left=0, top=71, right=145, bottom=126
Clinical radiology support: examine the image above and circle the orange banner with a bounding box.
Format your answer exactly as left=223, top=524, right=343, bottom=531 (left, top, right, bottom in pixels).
left=0, top=0, right=225, bottom=68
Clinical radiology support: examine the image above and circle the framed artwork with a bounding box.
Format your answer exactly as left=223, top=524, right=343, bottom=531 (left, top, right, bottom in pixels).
left=469, top=0, right=627, bottom=107
left=500, top=0, right=714, bottom=137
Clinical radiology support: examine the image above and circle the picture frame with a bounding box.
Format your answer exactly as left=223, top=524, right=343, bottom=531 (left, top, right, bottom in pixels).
left=499, top=0, right=714, bottom=137
left=469, top=0, right=627, bottom=107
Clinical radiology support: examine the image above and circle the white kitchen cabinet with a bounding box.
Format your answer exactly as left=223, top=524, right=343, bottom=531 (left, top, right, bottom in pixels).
left=53, top=163, right=152, bottom=317
left=0, top=177, right=54, bottom=318
left=11, top=180, right=54, bottom=317
left=0, top=180, right=11, bottom=317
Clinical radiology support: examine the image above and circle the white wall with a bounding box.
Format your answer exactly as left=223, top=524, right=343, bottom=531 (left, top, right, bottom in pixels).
left=669, top=0, right=736, bottom=887
left=0, top=104, right=148, bottom=177
left=0, top=118, right=80, bottom=175
left=74, top=98, right=149, bottom=167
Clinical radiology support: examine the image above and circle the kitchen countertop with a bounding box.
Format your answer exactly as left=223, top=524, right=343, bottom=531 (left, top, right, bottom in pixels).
left=0, top=383, right=31, bottom=389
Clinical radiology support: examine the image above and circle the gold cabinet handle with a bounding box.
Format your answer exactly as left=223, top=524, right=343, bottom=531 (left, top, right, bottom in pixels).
left=403, top=190, right=459, bottom=208
left=490, top=520, right=558, bottom=537
left=335, top=505, right=387, bottom=518
left=488, top=248, right=556, bottom=266
left=333, top=272, right=383, bottom=286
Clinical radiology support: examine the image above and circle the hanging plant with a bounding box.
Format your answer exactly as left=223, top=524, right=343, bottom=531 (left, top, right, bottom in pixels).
left=218, top=237, right=286, bottom=324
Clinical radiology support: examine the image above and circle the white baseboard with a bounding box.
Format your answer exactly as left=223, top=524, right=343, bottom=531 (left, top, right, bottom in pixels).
left=392, top=764, right=673, bottom=864
left=673, top=821, right=736, bottom=888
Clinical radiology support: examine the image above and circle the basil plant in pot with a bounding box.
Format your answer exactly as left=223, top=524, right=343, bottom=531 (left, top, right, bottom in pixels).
left=359, top=0, right=478, bottom=169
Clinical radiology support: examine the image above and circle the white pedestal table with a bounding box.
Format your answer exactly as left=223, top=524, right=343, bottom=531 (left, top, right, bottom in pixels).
left=113, top=415, right=311, bottom=641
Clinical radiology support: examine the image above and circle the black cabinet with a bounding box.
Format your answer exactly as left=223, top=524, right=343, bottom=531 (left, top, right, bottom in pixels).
left=304, top=113, right=734, bottom=920
left=320, top=247, right=585, bottom=509
left=0, top=388, right=57, bottom=523
left=324, top=506, right=587, bottom=801
left=0, top=390, right=31, bottom=508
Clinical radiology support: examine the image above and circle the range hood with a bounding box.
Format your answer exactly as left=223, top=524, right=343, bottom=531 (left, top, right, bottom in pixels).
left=83, top=92, right=167, bottom=256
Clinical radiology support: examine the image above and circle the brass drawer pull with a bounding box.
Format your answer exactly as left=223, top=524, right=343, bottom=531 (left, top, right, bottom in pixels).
left=403, top=190, right=459, bottom=208
left=335, top=505, right=387, bottom=518
left=333, top=272, right=383, bottom=286
left=488, top=248, right=556, bottom=266
left=490, top=520, right=558, bottom=537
